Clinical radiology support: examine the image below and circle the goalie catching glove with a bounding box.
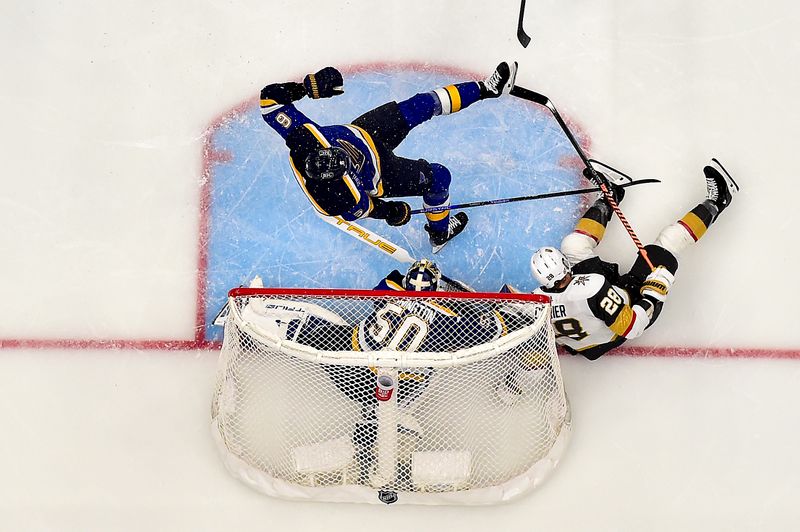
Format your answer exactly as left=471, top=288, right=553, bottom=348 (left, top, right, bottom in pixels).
left=640, top=266, right=674, bottom=302
left=369, top=198, right=411, bottom=226
left=304, top=67, right=344, bottom=99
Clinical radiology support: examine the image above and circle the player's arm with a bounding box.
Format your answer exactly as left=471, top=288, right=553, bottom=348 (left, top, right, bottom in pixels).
left=333, top=188, right=374, bottom=221
left=373, top=270, right=405, bottom=291
left=333, top=196, right=411, bottom=225
left=357, top=197, right=411, bottom=225
left=587, top=267, right=674, bottom=340
left=260, top=67, right=345, bottom=139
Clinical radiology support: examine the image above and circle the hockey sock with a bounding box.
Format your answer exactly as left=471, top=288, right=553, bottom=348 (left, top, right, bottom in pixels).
left=422, top=163, right=452, bottom=232
left=677, top=201, right=717, bottom=242
left=431, top=82, right=482, bottom=115
left=397, top=82, right=482, bottom=128
left=573, top=198, right=613, bottom=244
left=655, top=201, right=717, bottom=256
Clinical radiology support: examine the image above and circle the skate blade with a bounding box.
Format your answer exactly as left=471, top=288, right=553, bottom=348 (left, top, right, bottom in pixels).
left=711, top=158, right=740, bottom=193
left=503, top=61, right=519, bottom=95
left=431, top=241, right=447, bottom=254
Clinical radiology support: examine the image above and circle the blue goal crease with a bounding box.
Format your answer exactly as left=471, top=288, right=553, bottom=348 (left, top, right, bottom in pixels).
left=203, top=69, right=584, bottom=341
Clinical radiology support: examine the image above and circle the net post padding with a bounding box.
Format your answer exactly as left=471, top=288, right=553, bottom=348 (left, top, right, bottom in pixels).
left=212, top=287, right=571, bottom=505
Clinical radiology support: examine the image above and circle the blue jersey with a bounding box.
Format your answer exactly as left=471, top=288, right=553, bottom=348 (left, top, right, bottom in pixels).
left=354, top=271, right=508, bottom=353
left=260, top=88, right=384, bottom=220
left=355, top=297, right=507, bottom=353
left=373, top=269, right=406, bottom=291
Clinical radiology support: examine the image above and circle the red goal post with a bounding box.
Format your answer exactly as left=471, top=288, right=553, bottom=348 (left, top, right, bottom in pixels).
left=211, top=287, right=570, bottom=505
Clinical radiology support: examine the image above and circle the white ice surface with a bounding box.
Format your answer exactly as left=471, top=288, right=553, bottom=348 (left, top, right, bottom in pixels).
left=1, top=0, right=799, bottom=529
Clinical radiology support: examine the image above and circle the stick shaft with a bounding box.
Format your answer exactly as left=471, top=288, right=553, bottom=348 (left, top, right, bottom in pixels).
left=510, top=85, right=655, bottom=270
left=408, top=179, right=659, bottom=215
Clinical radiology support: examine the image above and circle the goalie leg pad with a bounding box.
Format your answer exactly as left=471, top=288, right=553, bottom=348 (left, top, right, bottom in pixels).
left=412, top=451, right=472, bottom=489
left=241, top=298, right=349, bottom=341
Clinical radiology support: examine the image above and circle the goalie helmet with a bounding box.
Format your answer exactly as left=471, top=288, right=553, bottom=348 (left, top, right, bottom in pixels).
left=530, top=247, right=571, bottom=289
left=304, top=146, right=350, bottom=181
left=403, top=259, right=441, bottom=292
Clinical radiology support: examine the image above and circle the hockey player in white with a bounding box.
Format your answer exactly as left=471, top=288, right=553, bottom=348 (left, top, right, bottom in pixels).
left=530, top=160, right=739, bottom=360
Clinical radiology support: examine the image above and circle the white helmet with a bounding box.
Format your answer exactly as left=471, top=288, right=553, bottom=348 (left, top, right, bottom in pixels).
left=530, top=247, right=571, bottom=288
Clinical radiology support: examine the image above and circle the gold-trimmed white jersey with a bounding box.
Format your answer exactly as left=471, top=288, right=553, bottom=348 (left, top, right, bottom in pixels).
left=534, top=272, right=649, bottom=354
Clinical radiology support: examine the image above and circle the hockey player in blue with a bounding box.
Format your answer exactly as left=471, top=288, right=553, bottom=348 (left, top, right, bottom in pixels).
left=288, top=259, right=511, bottom=355
left=359, top=259, right=509, bottom=352
left=259, top=62, right=517, bottom=252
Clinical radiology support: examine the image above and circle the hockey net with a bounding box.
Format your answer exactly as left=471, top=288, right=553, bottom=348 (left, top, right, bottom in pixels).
left=211, top=287, right=570, bottom=505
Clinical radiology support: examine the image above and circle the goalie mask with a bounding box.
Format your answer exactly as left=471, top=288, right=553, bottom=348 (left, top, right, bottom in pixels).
left=530, top=247, right=571, bottom=289
left=304, top=146, right=350, bottom=181
left=404, top=259, right=441, bottom=292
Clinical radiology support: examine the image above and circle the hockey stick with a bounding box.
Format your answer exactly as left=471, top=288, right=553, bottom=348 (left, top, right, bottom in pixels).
left=314, top=211, right=472, bottom=290
left=517, top=0, right=531, bottom=48
left=215, top=211, right=475, bottom=328
left=408, top=178, right=659, bottom=215
left=510, top=85, right=656, bottom=270
left=315, top=211, right=416, bottom=263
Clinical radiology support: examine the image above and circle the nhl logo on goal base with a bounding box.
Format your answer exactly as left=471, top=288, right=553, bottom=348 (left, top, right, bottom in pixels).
left=378, top=490, right=398, bottom=504
left=211, top=287, right=571, bottom=505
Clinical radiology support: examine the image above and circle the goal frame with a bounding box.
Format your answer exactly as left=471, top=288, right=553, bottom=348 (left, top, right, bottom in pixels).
left=212, top=287, right=570, bottom=505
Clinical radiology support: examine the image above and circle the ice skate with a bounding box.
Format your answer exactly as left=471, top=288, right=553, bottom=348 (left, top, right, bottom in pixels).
left=703, top=158, right=739, bottom=215
left=425, top=212, right=469, bottom=253
left=480, top=61, right=518, bottom=98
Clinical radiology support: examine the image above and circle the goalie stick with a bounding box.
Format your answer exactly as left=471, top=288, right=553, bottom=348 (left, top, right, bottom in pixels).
left=314, top=211, right=474, bottom=291
left=510, top=85, right=656, bottom=270
left=213, top=211, right=477, bottom=327
left=408, top=178, right=659, bottom=215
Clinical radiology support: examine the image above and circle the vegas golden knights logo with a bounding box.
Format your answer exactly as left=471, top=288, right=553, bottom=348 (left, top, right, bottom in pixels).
left=337, top=139, right=366, bottom=173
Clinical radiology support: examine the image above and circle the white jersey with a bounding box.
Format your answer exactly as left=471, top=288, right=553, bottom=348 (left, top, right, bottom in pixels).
left=534, top=272, right=646, bottom=354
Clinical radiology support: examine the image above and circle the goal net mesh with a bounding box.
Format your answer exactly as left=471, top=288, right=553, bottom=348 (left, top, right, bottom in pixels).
left=211, top=288, right=570, bottom=505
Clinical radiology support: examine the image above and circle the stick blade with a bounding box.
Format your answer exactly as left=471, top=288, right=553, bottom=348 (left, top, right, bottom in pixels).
left=517, top=0, right=531, bottom=47
left=517, top=28, right=531, bottom=48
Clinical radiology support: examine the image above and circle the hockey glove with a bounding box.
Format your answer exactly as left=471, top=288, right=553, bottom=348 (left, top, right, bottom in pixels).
left=386, top=201, right=411, bottom=226
left=583, top=168, right=625, bottom=205
left=369, top=199, right=412, bottom=226
left=261, top=82, right=307, bottom=104
left=304, top=67, right=344, bottom=99
left=640, top=266, right=674, bottom=302
left=607, top=181, right=625, bottom=205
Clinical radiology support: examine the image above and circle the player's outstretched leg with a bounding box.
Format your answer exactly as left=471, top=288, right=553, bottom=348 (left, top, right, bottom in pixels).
left=703, top=158, right=739, bottom=220
left=479, top=61, right=518, bottom=98
left=392, top=60, right=518, bottom=135
left=652, top=159, right=740, bottom=260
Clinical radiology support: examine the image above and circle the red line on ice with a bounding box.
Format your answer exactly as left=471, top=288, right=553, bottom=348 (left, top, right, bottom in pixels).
left=0, top=63, right=795, bottom=360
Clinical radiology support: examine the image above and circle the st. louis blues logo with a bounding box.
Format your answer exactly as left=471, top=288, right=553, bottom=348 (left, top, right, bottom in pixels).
left=337, top=139, right=366, bottom=173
